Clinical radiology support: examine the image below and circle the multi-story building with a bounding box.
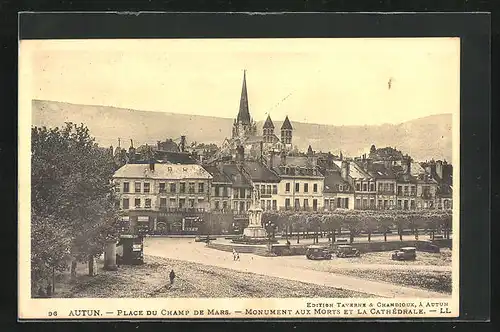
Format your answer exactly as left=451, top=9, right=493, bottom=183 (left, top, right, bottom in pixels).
left=348, top=159, right=377, bottom=210
left=367, top=162, right=397, bottom=210
left=113, top=163, right=213, bottom=234
left=323, top=168, right=355, bottom=210
left=421, top=160, right=453, bottom=210
left=242, top=161, right=281, bottom=212
left=416, top=173, right=439, bottom=209
left=269, top=152, right=324, bottom=212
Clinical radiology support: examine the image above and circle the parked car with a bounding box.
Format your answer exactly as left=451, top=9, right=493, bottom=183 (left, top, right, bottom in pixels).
left=336, top=245, right=361, bottom=258
left=306, top=245, right=332, bottom=260
left=391, top=247, right=417, bottom=261
left=195, top=235, right=216, bottom=243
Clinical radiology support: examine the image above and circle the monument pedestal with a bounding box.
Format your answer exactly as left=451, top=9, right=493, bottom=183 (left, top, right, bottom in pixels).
left=243, top=225, right=267, bottom=238
left=242, top=206, right=267, bottom=240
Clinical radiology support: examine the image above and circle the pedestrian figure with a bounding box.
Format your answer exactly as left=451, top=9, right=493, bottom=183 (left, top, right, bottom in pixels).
left=235, top=252, right=240, bottom=261
left=46, top=284, right=52, bottom=297
left=232, top=248, right=237, bottom=261
left=169, top=269, right=176, bottom=285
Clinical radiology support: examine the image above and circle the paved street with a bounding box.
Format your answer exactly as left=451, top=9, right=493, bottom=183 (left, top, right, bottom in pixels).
left=144, top=237, right=450, bottom=298
left=274, top=233, right=451, bottom=244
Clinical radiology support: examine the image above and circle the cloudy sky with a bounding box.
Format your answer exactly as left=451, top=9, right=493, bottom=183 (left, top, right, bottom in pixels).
left=21, top=38, right=460, bottom=126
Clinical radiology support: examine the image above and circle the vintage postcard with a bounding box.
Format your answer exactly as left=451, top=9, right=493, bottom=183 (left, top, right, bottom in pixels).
left=18, top=37, right=460, bottom=320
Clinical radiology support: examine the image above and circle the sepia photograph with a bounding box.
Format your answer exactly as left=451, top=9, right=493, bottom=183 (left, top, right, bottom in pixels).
left=18, top=37, right=460, bottom=319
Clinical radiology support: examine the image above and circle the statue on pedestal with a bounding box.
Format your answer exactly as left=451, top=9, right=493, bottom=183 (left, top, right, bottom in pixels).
left=252, top=186, right=261, bottom=209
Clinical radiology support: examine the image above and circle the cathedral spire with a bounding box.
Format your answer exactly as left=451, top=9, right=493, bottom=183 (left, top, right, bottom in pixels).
left=263, top=114, right=275, bottom=129
left=237, top=70, right=251, bottom=124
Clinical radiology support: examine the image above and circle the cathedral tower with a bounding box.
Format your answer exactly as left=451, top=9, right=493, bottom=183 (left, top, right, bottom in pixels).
left=281, top=115, right=293, bottom=148
left=232, top=70, right=257, bottom=138
left=262, top=115, right=275, bottom=143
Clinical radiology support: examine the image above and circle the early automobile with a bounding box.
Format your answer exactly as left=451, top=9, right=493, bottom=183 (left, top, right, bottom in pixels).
left=336, top=245, right=361, bottom=258
left=195, top=235, right=217, bottom=242
left=306, top=245, right=332, bottom=260
left=391, top=247, right=417, bottom=261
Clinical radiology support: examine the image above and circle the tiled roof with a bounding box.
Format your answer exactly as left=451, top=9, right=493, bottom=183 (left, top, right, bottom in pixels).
left=324, top=171, right=353, bottom=193
left=221, top=164, right=252, bottom=188
left=113, top=163, right=212, bottom=180
left=367, top=162, right=396, bottom=179
left=348, top=161, right=372, bottom=179
left=202, top=165, right=232, bottom=183
left=271, top=165, right=323, bottom=178
left=243, top=161, right=280, bottom=183
left=153, top=151, right=197, bottom=164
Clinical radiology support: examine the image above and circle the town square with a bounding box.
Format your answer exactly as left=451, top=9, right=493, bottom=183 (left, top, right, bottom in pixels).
left=29, top=63, right=454, bottom=300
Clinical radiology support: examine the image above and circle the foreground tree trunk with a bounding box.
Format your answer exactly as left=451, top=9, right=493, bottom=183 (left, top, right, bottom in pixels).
left=70, top=260, right=77, bottom=281
left=332, top=230, right=336, bottom=243
left=383, top=231, right=388, bottom=242
left=367, top=232, right=371, bottom=242
left=104, top=240, right=117, bottom=271
left=398, top=227, right=403, bottom=241
left=88, top=255, right=96, bottom=276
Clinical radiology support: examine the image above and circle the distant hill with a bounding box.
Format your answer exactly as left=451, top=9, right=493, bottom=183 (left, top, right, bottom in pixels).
left=31, top=100, right=452, bottom=162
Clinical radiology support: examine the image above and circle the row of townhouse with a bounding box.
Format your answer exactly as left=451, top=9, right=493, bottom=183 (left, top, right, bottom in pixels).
left=322, top=157, right=453, bottom=212
left=112, top=154, right=452, bottom=234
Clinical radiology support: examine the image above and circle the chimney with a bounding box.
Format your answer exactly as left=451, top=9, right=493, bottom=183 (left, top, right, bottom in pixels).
left=157, top=141, right=161, bottom=150
left=268, top=150, right=275, bottom=169
left=280, top=150, right=287, bottom=165
left=366, top=158, right=373, bottom=170
left=405, top=158, right=411, bottom=174
left=341, top=160, right=350, bottom=180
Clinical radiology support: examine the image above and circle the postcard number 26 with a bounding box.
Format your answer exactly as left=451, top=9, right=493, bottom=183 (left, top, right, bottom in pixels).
left=48, top=311, right=57, bottom=317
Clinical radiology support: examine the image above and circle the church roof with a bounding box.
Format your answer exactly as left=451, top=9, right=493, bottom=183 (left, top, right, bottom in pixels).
left=237, top=70, right=251, bottom=124
left=263, top=115, right=275, bottom=129
left=281, top=116, right=293, bottom=130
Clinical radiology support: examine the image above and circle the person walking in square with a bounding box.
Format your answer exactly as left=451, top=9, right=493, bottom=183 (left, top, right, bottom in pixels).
left=169, top=269, right=176, bottom=285
left=232, top=248, right=237, bottom=261
left=235, top=252, right=240, bottom=261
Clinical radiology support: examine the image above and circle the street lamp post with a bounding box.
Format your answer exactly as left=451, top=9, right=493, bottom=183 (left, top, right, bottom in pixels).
left=265, top=220, right=275, bottom=252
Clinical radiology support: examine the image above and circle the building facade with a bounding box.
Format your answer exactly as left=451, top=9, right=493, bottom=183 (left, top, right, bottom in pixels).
left=113, top=163, right=213, bottom=234
left=323, top=169, right=355, bottom=210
